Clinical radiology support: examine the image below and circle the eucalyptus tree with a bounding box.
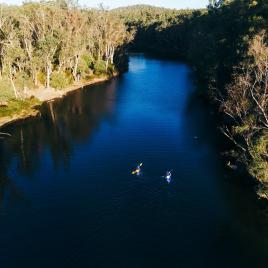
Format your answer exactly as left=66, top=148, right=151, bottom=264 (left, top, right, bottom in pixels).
left=0, top=10, right=23, bottom=98
left=35, top=4, right=63, bottom=88
left=0, top=0, right=133, bottom=98
left=18, top=3, right=42, bottom=87
left=67, top=9, right=88, bottom=81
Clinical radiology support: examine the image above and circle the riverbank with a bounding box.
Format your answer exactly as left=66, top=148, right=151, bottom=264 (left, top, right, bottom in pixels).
left=0, top=74, right=116, bottom=129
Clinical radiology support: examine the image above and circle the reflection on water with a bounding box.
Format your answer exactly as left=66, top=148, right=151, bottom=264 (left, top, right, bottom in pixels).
left=0, top=55, right=268, bottom=268
left=0, top=79, right=119, bottom=211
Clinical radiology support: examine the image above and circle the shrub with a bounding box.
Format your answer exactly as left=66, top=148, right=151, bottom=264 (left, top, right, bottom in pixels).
left=15, top=73, right=35, bottom=91
left=93, top=60, right=106, bottom=75
left=37, top=71, right=46, bottom=86
left=248, top=133, right=268, bottom=183
left=0, top=78, right=14, bottom=102
left=50, top=71, right=71, bottom=90
left=0, top=98, right=40, bottom=117
left=65, top=70, right=73, bottom=83
left=78, top=55, right=95, bottom=79
left=81, top=54, right=94, bottom=69
left=82, top=69, right=94, bottom=80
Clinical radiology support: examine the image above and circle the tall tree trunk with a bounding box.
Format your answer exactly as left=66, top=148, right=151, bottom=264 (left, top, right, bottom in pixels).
left=111, top=46, right=115, bottom=64
left=105, top=44, right=110, bottom=71
left=97, top=45, right=101, bottom=61
left=9, top=64, right=18, bottom=98
left=10, top=78, right=18, bottom=99
left=73, top=55, right=79, bottom=82
left=46, top=62, right=51, bottom=89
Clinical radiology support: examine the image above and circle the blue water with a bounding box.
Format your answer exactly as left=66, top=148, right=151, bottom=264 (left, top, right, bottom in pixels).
left=0, top=55, right=268, bottom=268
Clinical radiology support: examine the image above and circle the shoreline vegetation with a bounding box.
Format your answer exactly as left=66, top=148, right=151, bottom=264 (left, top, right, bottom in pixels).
left=0, top=0, right=133, bottom=128
left=0, top=73, right=117, bottom=128
left=117, top=2, right=268, bottom=199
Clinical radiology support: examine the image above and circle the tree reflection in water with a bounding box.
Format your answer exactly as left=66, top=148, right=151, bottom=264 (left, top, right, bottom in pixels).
left=0, top=79, right=119, bottom=210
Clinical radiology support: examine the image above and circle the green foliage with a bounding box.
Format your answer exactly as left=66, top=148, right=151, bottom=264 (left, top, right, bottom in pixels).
left=0, top=1, right=130, bottom=102
left=37, top=72, right=46, bottom=86
left=0, top=78, right=14, bottom=101
left=256, top=183, right=268, bottom=199
left=0, top=98, right=40, bottom=117
left=81, top=54, right=94, bottom=69
left=233, top=125, right=250, bottom=135
left=50, top=71, right=72, bottom=90
left=247, top=133, right=268, bottom=198
left=93, top=60, right=106, bottom=75
left=78, top=55, right=94, bottom=77
left=249, top=158, right=268, bottom=183
left=15, top=73, right=35, bottom=91
left=249, top=134, right=268, bottom=161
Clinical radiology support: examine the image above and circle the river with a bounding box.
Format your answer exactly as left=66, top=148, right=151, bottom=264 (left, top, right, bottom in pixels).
left=0, top=55, right=268, bottom=268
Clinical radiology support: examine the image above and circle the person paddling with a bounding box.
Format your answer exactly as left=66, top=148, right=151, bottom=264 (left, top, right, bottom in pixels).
left=132, top=163, right=143, bottom=175
left=165, top=170, right=172, bottom=184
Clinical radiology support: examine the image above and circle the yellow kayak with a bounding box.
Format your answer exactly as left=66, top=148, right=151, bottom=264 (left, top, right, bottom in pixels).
left=132, top=169, right=140, bottom=175
left=131, top=163, right=143, bottom=175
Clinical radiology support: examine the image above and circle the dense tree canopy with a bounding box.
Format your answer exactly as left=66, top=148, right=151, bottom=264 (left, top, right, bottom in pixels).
left=0, top=0, right=133, bottom=100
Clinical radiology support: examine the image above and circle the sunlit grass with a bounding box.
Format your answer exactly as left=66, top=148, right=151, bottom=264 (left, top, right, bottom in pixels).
left=0, top=98, right=41, bottom=118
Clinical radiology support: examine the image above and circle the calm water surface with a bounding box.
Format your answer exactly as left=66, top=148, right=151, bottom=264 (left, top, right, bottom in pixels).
left=0, top=55, right=268, bottom=268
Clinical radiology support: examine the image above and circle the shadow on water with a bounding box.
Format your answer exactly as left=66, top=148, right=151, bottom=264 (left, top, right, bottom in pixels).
left=184, top=87, right=268, bottom=267
left=0, top=78, right=121, bottom=211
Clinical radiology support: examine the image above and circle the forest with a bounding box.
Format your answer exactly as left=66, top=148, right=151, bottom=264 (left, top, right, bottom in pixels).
left=0, top=0, right=268, bottom=199
left=0, top=0, right=133, bottom=116
left=117, top=1, right=268, bottom=198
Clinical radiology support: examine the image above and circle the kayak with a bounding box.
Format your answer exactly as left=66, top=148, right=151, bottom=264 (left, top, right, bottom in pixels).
left=132, top=169, right=141, bottom=175
left=165, top=171, right=172, bottom=183
left=132, top=163, right=142, bottom=175
left=166, top=175, right=171, bottom=183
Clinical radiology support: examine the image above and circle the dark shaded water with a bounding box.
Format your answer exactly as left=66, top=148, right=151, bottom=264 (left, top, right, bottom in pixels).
left=0, top=55, right=268, bottom=268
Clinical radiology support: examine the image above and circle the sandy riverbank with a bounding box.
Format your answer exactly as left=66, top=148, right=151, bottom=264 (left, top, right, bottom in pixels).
left=0, top=75, right=115, bottom=129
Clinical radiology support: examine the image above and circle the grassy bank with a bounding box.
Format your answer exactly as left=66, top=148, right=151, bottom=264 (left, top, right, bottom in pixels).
left=0, top=98, right=41, bottom=128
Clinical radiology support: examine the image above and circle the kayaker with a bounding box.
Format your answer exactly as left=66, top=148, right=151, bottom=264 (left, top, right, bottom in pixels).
left=165, top=171, right=172, bottom=184
left=132, top=163, right=143, bottom=175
